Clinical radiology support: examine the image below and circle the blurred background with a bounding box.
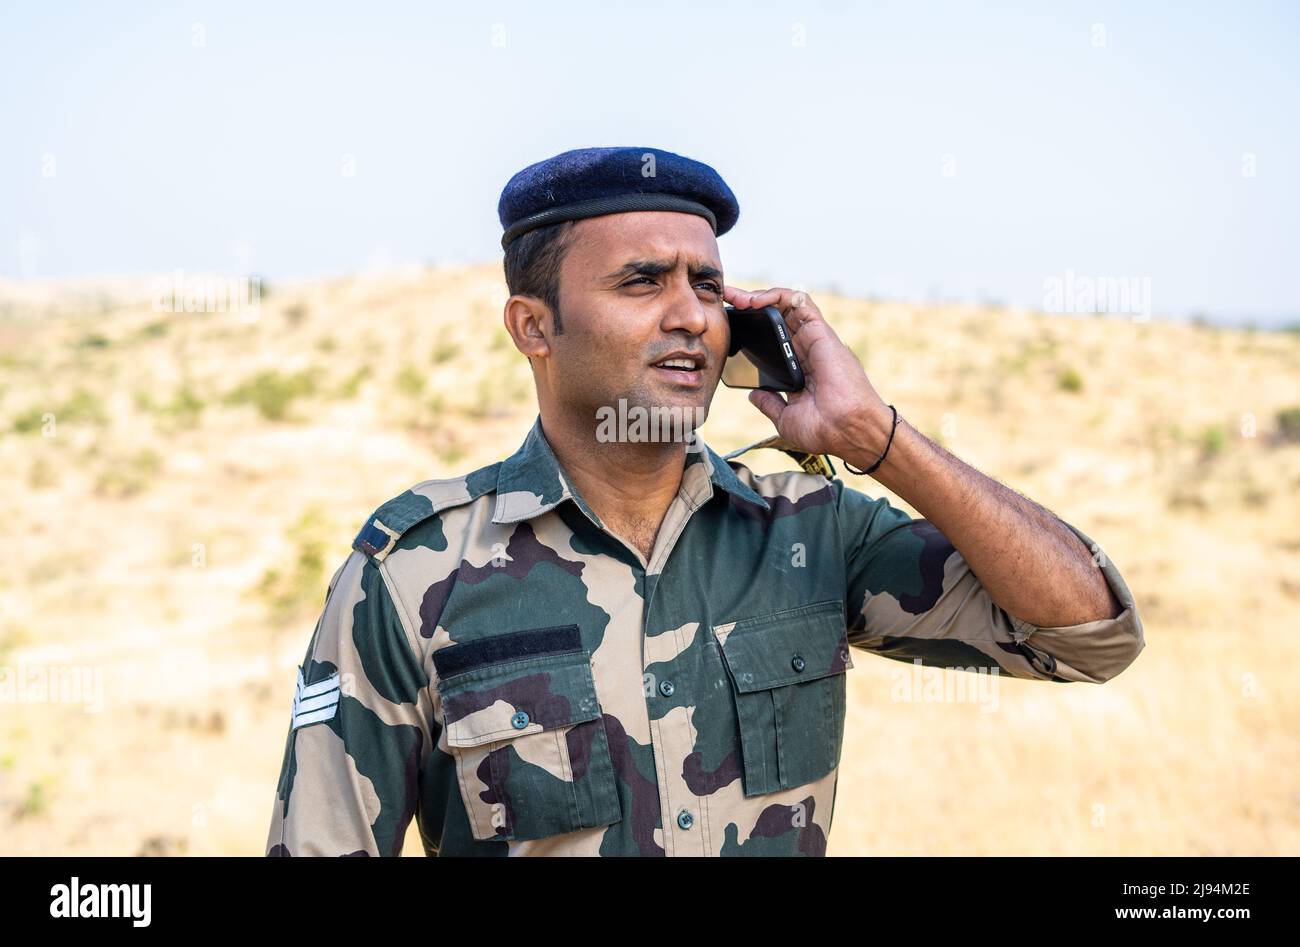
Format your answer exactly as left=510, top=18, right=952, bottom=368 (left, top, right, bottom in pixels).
left=1, top=0, right=1297, bottom=856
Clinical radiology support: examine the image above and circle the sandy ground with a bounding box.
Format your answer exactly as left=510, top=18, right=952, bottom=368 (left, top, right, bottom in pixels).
left=2, top=263, right=1297, bottom=856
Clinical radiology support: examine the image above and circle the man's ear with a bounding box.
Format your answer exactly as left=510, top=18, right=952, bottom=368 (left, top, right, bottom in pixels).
left=503, top=295, right=552, bottom=359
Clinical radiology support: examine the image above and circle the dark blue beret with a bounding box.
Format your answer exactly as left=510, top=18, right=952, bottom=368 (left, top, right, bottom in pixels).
left=498, top=146, right=740, bottom=250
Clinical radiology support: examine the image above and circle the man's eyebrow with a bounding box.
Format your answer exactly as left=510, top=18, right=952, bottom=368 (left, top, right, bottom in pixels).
left=603, top=259, right=724, bottom=283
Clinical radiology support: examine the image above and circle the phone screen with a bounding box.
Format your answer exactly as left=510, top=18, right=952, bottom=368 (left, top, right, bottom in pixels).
left=721, top=305, right=806, bottom=392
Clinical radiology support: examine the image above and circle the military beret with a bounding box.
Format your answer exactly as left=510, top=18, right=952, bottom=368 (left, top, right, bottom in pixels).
left=498, top=146, right=740, bottom=250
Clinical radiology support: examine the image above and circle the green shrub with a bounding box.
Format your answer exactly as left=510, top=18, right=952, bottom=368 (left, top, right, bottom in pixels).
left=225, top=370, right=315, bottom=421
left=1057, top=367, right=1084, bottom=393
left=60, top=389, right=109, bottom=425
left=95, top=448, right=163, bottom=498
left=336, top=367, right=367, bottom=399
left=256, top=507, right=333, bottom=624
left=0, top=625, right=31, bottom=664
left=466, top=377, right=506, bottom=418
left=16, top=782, right=47, bottom=819
left=1199, top=425, right=1227, bottom=458
left=158, top=385, right=205, bottom=428
left=1277, top=407, right=1300, bottom=444
left=12, top=407, right=48, bottom=434
left=13, top=389, right=107, bottom=433
left=397, top=364, right=426, bottom=397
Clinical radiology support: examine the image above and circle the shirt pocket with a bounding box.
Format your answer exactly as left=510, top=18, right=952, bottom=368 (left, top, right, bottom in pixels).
left=432, top=624, right=622, bottom=842
left=713, top=599, right=855, bottom=798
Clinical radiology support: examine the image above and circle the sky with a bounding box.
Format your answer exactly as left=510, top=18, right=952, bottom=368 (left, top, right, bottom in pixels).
left=2, top=0, right=1298, bottom=325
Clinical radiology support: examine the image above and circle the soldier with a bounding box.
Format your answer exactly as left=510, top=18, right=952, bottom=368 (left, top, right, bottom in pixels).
left=265, top=146, right=1144, bottom=857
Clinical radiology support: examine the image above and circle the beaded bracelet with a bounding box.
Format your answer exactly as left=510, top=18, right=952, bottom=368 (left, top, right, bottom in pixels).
left=843, top=404, right=900, bottom=476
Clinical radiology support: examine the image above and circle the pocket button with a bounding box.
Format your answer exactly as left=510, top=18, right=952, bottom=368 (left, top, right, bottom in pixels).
left=510, top=710, right=530, bottom=730
left=791, top=654, right=806, bottom=672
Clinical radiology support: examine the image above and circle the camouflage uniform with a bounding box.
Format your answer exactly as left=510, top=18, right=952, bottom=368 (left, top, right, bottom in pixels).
left=265, top=414, right=1144, bottom=856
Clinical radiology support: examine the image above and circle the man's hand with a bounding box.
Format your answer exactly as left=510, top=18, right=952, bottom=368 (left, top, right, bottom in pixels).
left=725, top=284, right=1123, bottom=629
left=723, top=284, right=895, bottom=460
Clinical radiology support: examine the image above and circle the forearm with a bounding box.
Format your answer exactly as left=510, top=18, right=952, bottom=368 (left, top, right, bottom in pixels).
left=842, top=405, right=1121, bottom=627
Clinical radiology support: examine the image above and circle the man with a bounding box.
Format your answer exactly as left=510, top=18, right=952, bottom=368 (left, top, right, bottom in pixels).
left=265, top=146, right=1144, bottom=857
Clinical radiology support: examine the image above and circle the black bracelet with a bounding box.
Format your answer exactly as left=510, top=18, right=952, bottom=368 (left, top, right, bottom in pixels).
left=843, top=404, right=899, bottom=476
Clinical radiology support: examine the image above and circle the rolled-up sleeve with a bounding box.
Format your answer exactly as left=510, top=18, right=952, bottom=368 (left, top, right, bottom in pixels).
left=834, top=478, right=1145, bottom=683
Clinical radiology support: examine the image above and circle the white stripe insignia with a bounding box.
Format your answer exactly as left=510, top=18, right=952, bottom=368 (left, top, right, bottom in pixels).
left=291, top=667, right=341, bottom=729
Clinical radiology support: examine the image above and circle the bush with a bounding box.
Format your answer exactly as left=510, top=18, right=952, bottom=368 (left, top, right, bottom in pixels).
left=224, top=370, right=315, bottom=421
left=157, top=385, right=205, bottom=429
left=1277, top=407, right=1300, bottom=444
left=0, top=625, right=31, bottom=664
left=59, top=389, right=109, bottom=425
left=1057, top=367, right=1084, bottom=393
left=336, top=367, right=367, bottom=399
left=284, top=302, right=309, bottom=326
left=1199, top=425, right=1227, bottom=459
left=12, top=407, right=48, bottom=434
left=256, top=507, right=333, bottom=624
left=432, top=340, right=460, bottom=365
left=16, top=782, right=47, bottom=819
left=12, top=389, right=108, bottom=434
left=397, top=364, right=426, bottom=397
left=95, top=448, right=164, bottom=498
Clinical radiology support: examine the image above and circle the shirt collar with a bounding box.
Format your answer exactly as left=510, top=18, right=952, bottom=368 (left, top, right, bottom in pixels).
left=491, top=413, right=771, bottom=525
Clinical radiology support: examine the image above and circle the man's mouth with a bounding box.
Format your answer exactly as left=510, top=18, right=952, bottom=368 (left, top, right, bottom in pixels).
left=650, top=352, right=706, bottom=387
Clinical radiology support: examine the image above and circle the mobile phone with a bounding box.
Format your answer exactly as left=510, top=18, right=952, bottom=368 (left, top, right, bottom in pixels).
left=721, top=304, right=806, bottom=392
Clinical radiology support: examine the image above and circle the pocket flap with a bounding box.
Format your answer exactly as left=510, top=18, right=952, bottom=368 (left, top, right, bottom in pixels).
left=434, top=628, right=602, bottom=748
left=714, top=599, right=854, bottom=693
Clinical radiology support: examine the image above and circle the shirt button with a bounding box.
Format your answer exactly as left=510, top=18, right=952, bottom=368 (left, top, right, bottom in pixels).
left=511, top=710, right=530, bottom=730
left=677, top=809, right=694, bottom=830
left=659, top=680, right=675, bottom=697
left=791, top=654, right=806, bottom=672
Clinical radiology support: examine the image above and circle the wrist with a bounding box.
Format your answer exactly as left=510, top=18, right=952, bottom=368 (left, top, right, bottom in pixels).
left=840, top=400, right=896, bottom=468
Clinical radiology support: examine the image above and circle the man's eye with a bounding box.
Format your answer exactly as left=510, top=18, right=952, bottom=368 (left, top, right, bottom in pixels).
left=621, top=277, right=720, bottom=293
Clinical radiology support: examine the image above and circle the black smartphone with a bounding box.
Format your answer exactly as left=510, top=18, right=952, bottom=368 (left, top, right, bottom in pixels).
left=721, top=304, right=805, bottom=392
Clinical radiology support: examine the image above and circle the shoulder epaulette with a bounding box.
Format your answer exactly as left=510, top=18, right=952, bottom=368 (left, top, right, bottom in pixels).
left=722, top=435, right=838, bottom=479
left=352, top=462, right=502, bottom=562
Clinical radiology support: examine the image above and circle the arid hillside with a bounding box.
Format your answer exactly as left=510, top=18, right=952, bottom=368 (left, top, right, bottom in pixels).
left=2, top=263, right=1297, bottom=855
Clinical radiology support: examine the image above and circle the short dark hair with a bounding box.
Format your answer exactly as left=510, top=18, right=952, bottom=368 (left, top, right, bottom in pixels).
left=502, top=220, right=576, bottom=334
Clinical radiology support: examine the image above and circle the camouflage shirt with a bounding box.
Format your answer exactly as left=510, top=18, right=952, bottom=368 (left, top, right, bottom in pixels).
left=265, top=414, right=1144, bottom=856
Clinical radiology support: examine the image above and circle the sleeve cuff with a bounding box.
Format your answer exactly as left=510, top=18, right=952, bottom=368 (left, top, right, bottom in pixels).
left=1006, top=519, right=1146, bottom=683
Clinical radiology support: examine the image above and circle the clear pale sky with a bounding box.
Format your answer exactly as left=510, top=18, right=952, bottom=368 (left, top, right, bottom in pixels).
left=3, top=0, right=1297, bottom=325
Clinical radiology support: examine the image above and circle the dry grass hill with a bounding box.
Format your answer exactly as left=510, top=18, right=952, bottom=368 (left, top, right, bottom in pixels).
left=2, top=262, right=1297, bottom=855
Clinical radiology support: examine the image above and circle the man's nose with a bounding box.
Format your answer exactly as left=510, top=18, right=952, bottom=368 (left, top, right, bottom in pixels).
left=659, top=280, right=712, bottom=336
